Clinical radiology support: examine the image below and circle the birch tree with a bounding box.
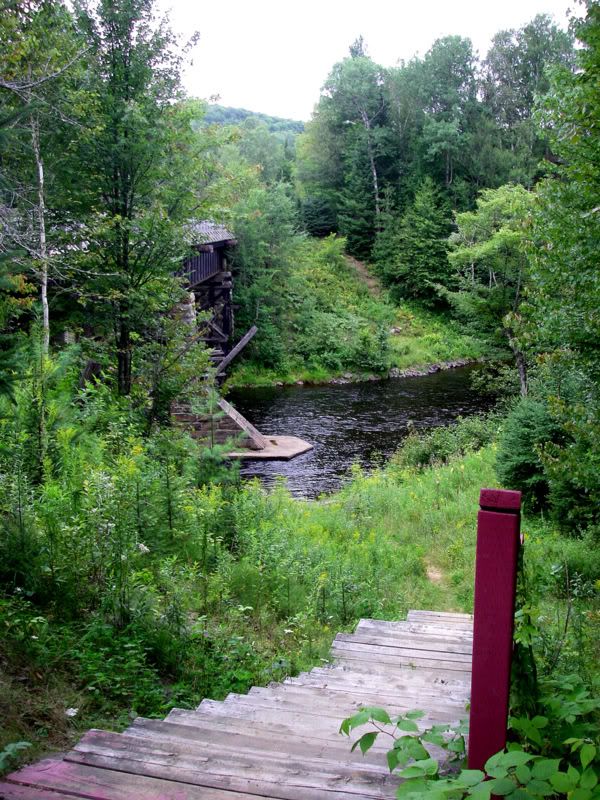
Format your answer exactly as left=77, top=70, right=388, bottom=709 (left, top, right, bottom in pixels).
left=0, top=0, right=84, bottom=354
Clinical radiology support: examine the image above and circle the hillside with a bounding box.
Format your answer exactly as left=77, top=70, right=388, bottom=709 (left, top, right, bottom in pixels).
left=203, top=103, right=305, bottom=134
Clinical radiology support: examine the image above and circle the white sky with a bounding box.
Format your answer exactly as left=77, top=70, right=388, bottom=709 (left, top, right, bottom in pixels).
left=159, top=0, right=575, bottom=121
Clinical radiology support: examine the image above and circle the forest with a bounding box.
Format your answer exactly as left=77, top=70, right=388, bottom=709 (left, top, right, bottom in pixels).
left=0, top=0, right=598, bottom=787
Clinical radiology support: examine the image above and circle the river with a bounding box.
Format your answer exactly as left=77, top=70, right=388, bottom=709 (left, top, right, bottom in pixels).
left=228, top=365, right=494, bottom=498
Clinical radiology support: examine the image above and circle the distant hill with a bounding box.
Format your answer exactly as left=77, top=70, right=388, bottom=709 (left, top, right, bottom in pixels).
left=203, top=104, right=305, bottom=134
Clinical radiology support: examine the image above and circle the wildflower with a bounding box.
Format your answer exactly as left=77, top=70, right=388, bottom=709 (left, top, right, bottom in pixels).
left=137, top=543, right=150, bottom=554
left=65, top=708, right=78, bottom=718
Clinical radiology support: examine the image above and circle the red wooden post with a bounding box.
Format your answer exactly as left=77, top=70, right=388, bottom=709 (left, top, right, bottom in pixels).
left=467, top=488, right=522, bottom=771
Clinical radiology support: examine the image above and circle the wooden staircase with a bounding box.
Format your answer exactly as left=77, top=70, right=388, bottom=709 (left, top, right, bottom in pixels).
left=1, top=610, right=472, bottom=800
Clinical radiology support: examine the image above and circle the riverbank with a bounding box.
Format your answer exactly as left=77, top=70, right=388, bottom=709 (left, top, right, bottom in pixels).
left=229, top=365, right=495, bottom=497
left=225, top=304, right=486, bottom=390
left=225, top=238, right=487, bottom=390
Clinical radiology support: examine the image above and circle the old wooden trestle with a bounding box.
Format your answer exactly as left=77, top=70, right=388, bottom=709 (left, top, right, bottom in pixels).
left=174, top=221, right=312, bottom=459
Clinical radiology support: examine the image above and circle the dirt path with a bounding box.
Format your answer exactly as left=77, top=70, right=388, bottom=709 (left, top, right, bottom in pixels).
left=345, top=255, right=384, bottom=298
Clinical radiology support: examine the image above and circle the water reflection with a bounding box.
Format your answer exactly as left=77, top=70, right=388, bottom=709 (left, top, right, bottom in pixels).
left=228, top=366, right=494, bottom=499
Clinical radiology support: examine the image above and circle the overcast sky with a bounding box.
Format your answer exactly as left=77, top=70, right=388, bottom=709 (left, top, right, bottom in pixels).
left=159, top=0, right=575, bottom=121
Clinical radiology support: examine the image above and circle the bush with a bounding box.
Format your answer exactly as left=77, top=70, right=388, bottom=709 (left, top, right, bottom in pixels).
left=496, top=398, right=563, bottom=509
left=392, top=414, right=498, bottom=470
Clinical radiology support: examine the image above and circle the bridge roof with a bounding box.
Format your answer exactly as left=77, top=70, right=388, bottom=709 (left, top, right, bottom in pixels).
left=191, top=220, right=235, bottom=245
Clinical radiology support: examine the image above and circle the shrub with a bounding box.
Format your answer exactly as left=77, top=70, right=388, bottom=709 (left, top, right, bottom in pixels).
left=392, top=414, right=498, bottom=471
left=496, top=399, right=563, bottom=510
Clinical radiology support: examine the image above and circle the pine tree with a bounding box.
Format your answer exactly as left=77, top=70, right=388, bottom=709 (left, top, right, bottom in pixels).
left=383, top=178, right=452, bottom=304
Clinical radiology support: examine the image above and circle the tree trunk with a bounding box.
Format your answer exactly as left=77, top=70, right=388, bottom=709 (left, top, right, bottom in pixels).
left=504, top=327, right=528, bottom=397
left=360, top=112, right=381, bottom=222
left=117, top=318, right=132, bottom=395
left=30, top=113, right=50, bottom=355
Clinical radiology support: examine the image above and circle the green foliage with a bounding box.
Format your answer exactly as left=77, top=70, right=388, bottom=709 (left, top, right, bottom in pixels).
left=0, top=741, right=31, bottom=775
left=377, top=178, right=452, bottom=305
left=496, top=398, right=563, bottom=510
left=230, top=235, right=395, bottom=381
left=202, top=104, right=304, bottom=135
left=340, top=682, right=599, bottom=800
left=447, top=184, right=534, bottom=394
left=392, top=414, right=498, bottom=471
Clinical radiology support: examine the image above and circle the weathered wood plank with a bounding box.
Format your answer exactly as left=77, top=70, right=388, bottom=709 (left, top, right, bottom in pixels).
left=126, top=715, right=390, bottom=764
left=0, top=783, right=77, bottom=800
left=247, top=685, right=466, bottom=716
left=214, top=326, right=258, bottom=376
left=73, top=728, right=391, bottom=779
left=347, top=627, right=473, bottom=652
left=330, top=644, right=472, bottom=672
left=333, top=633, right=473, bottom=658
left=68, top=731, right=399, bottom=800
left=5, top=758, right=272, bottom=800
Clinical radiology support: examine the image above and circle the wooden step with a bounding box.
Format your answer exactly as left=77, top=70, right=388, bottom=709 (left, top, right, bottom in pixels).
left=67, top=729, right=400, bottom=800
left=337, top=630, right=473, bottom=655
left=125, top=714, right=390, bottom=765
left=4, top=758, right=271, bottom=800
left=2, top=610, right=473, bottom=799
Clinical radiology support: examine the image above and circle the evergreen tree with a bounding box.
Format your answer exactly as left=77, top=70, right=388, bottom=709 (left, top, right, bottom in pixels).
left=381, top=178, right=452, bottom=304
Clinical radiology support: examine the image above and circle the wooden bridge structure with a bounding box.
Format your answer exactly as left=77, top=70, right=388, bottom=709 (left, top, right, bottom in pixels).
left=1, top=489, right=522, bottom=800
left=174, top=222, right=312, bottom=459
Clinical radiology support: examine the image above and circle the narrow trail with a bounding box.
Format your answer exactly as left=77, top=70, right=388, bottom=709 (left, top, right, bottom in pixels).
left=345, top=255, right=384, bottom=299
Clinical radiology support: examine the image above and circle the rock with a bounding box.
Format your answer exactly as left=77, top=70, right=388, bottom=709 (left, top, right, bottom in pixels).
left=388, top=359, right=474, bottom=380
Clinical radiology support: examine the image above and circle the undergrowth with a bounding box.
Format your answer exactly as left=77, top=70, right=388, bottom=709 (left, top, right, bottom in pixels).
left=226, top=237, right=485, bottom=388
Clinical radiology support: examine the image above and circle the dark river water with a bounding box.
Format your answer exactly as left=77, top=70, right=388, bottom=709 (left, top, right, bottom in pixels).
left=228, top=365, right=494, bottom=499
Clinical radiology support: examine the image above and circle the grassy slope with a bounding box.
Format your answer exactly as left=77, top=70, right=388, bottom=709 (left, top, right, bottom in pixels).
left=226, top=242, right=486, bottom=389
left=0, top=445, right=497, bottom=770
left=2, top=437, right=598, bottom=771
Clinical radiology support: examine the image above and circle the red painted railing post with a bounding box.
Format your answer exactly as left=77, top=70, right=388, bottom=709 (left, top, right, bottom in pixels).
left=467, top=488, right=522, bottom=771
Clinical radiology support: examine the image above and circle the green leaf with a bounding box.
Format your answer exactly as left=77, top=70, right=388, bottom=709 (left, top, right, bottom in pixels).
left=526, top=779, right=553, bottom=796
left=515, top=765, right=531, bottom=784
left=582, top=745, right=597, bottom=770
left=490, top=777, right=517, bottom=795
left=398, top=765, right=427, bottom=779
left=417, top=758, right=440, bottom=776
left=397, top=778, right=429, bottom=798
left=363, top=707, right=392, bottom=726
left=422, top=732, right=446, bottom=746
left=550, top=772, right=577, bottom=793
left=570, top=766, right=582, bottom=783
left=501, top=751, right=535, bottom=769
left=511, top=790, right=532, bottom=800
left=468, top=782, right=492, bottom=800
left=525, top=726, right=543, bottom=746
left=532, top=760, right=562, bottom=779
left=580, top=769, right=598, bottom=791
left=485, top=751, right=506, bottom=775
left=458, top=770, right=485, bottom=787
left=388, top=749, right=400, bottom=773
left=531, top=716, right=549, bottom=729
left=405, top=710, right=426, bottom=720
left=358, top=731, right=378, bottom=755
left=571, top=789, right=592, bottom=800
left=397, top=718, right=420, bottom=732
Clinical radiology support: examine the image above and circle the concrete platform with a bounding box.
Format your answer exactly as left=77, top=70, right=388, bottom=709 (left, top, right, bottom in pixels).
left=229, top=435, right=313, bottom=460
